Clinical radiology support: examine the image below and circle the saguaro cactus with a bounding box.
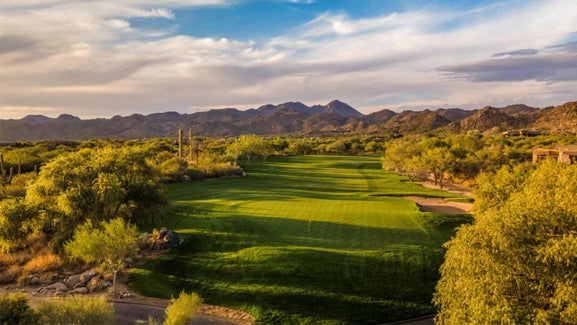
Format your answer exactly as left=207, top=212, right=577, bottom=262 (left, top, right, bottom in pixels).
left=0, top=153, right=13, bottom=186
left=189, top=128, right=193, bottom=161
left=178, top=128, right=183, bottom=159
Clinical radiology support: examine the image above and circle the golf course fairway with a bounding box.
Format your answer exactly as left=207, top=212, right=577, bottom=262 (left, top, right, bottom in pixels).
left=129, top=155, right=472, bottom=324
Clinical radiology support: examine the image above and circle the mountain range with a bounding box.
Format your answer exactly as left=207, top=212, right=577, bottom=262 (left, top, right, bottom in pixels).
left=1, top=100, right=576, bottom=142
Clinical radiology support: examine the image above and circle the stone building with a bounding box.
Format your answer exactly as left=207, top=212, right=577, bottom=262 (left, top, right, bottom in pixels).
left=532, top=145, right=577, bottom=164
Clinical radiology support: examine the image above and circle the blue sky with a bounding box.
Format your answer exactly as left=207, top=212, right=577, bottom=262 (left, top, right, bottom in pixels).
left=1, top=0, right=576, bottom=118
left=169, top=0, right=406, bottom=40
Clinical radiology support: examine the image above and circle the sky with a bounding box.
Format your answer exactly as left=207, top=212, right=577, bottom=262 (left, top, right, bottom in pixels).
left=0, top=0, right=576, bottom=119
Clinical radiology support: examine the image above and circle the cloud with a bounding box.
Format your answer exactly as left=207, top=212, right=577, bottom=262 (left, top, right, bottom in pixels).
left=441, top=37, right=577, bottom=83
left=492, top=49, right=539, bottom=57
left=439, top=53, right=577, bottom=82
left=1, top=0, right=577, bottom=119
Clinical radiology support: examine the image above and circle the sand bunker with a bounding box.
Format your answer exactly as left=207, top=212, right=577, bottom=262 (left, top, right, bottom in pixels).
left=405, top=196, right=473, bottom=214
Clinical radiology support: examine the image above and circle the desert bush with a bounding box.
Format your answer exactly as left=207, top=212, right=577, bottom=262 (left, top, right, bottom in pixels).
left=0, top=253, right=16, bottom=270
left=0, top=234, right=67, bottom=285
left=0, top=264, right=21, bottom=284
left=0, top=172, right=37, bottom=199
left=163, top=291, right=203, bottom=325
left=37, top=295, right=113, bottom=325
left=0, top=293, right=40, bottom=325
left=22, top=253, right=63, bottom=274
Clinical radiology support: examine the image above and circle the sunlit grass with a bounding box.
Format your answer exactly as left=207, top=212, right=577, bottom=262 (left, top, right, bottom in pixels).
left=130, top=155, right=469, bottom=324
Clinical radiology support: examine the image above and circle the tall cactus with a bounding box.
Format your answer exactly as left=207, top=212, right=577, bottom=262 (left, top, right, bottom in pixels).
left=178, top=128, right=183, bottom=159
left=189, top=128, right=193, bottom=161
left=0, top=153, right=13, bottom=186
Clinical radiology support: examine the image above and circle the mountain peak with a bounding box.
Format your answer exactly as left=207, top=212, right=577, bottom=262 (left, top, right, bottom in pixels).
left=323, top=100, right=363, bottom=118
left=20, top=115, right=52, bottom=124
left=56, top=114, right=81, bottom=122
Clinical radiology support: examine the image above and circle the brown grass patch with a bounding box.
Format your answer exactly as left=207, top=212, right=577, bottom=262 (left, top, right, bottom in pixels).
left=22, top=254, right=63, bottom=274
left=0, top=234, right=68, bottom=285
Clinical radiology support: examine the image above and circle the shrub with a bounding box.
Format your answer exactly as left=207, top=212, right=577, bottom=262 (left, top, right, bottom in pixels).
left=37, top=295, right=113, bottom=325
left=163, top=291, right=203, bottom=325
left=0, top=264, right=20, bottom=284
left=22, top=253, right=63, bottom=274
left=0, top=293, right=40, bottom=325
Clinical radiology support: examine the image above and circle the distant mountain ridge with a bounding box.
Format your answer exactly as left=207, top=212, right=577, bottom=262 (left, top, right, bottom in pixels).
left=1, top=100, right=576, bottom=142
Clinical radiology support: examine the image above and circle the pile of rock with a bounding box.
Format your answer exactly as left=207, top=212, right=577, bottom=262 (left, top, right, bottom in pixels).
left=31, top=270, right=111, bottom=297
left=148, top=227, right=183, bottom=250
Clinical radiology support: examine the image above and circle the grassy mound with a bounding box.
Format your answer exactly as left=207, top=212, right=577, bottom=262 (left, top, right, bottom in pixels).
left=130, top=155, right=470, bottom=324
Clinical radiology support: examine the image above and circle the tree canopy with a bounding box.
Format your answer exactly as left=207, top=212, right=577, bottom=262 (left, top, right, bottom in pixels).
left=434, top=161, right=577, bottom=324
left=22, top=145, right=165, bottom=250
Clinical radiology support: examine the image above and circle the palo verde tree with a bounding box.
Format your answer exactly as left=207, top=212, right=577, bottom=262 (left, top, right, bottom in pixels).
left=0, top=197, right=37, bottom=252
left=65, top=218, right=139, bottom=298
left=434, top=161, right=577, bottom=324
left=227, top=134, right=273, bottom=164
left=25, top=146, right=166, bottom=250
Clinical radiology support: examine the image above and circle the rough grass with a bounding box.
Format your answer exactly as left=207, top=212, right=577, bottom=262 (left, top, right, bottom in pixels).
left=37, top=295, right=114, bottom=325
left=129, top=155, right=470, bottom=324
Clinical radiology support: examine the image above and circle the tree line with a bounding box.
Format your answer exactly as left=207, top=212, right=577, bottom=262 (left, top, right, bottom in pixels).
left=381, top=132, right=577, bottom=187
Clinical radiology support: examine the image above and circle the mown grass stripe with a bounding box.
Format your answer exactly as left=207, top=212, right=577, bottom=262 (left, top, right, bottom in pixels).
left=130, top=155, right=470, bottom=324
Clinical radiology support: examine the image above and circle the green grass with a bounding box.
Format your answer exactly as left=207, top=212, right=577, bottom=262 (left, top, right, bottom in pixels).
left=129, top=155, right=471, bottom=324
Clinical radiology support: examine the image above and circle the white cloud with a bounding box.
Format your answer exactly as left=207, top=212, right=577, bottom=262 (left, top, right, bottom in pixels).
left=1, top=0, right=576, bottom=119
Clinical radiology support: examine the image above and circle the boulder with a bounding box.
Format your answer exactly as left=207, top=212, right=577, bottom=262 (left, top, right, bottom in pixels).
left=64, top=274, right=82, bottom=289
left=86, top=277, right=111, bottom=292
left=150, top=227, right=183, bottom=249
left=46, top=281, right=69, bottom=293
left=120, top=291, right=134, bottom=299
left=51, top=291, right=66, bottom=297
left=28, top=275, right=40, bottom=286
left=80, top=270, right=98, bottom=282
left=35, top=287, right=48, bottom=295
left=124, top=257, right=134, bottom=267
left=69, top=287, right=89, bottom=295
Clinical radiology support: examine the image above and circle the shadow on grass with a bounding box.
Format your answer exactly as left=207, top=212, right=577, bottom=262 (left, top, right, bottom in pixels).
left=168, top=215, right=432, bottom=251
left=130, top=214, right=455, bottom=324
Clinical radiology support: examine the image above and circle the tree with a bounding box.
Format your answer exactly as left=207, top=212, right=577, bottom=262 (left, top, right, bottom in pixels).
left=0, top=198, right=37, bottom=252
left=25, top=146, right=165, bottom=249
left=227, top=135, right=273, bottom=164
left=381, top=138, right=424, bottom=176
left=434, top=161, right=577, bottom=324
left=421, top=147, right=454, bottom=188
left=65, top=218, right=139, bottom=298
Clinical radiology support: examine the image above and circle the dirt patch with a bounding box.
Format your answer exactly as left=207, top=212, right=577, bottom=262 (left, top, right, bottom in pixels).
left=405, top=196, right=472, bottom=214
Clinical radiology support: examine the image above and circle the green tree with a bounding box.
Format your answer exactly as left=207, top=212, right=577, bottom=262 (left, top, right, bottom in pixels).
left=151, top=152, right=188, bottom=183
left=421, top=147, right=454, bottom=188
left=434, top=161, right=577, bottom=324
left=286, top=138, right=314, bottom=155
left=25, top=146, right=165, bottom=249
left=65, top=218, right=139, bottom=298
left=0, top=198, right=37, bottom=252
left=381, top=138, right=424, bottom=176
left=227, top=134, right=273, bottom=163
